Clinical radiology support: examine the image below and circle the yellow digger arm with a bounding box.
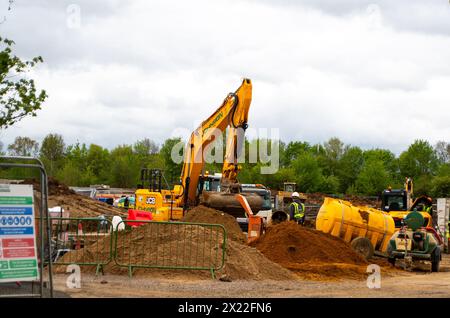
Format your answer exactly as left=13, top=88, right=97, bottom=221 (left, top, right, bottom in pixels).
left=179, top=78, right=252, bottom=209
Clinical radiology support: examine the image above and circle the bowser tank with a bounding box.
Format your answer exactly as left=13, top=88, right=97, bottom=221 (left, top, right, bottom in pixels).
left=316, top=197, right=395, bottom=259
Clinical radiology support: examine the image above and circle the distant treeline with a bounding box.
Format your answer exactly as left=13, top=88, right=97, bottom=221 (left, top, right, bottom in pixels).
left=0, top=134, right=449, bottom=197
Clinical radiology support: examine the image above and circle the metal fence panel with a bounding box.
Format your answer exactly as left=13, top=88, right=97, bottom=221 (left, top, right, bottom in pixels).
left=48, top=217, right=113, bottom=275
left=114, top=220, right=227, bottom=278
left=0, top=157, right=53, bottom=298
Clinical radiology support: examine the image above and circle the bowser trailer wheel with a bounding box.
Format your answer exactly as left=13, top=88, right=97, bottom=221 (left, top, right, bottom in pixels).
left=351, top=237, right=374, bottom=260
left=388, top=257, right=396, bottom=266
left=431, top=247, right=441, bottom=272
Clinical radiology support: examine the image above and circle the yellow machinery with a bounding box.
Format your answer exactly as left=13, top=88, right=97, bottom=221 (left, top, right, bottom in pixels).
left=135, top=169, right=184, bottom=221
left=135, top=79, right=263, bottom=221
left=381, top=177, right=433, bottom=228
left=272, top=182, right=307, bottom=223
left=316, top=197, right=395, bottom=259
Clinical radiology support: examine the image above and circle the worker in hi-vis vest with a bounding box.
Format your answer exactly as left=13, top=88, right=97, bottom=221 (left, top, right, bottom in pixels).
left=289, top=192, right=306, bottom=225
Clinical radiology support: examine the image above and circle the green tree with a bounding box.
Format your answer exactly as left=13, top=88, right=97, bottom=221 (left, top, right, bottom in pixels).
left=321, top=175, right=340, bottom=193
left=86, top=144, right=110, bottom=182
left=364, top=148, right=400, bottom=184
left=430, top=163, right=450, bottom=197
left=108, top=145, right=138, bottom=187
left=292, top=153, right=324, bottom=193
left=322, top=137, right=346, bottom=176
left=160, top=138, right=183, bottom=184
left=399, top=140, right=438, bottom=179
left=56, top=161, right=82, bottom=186
left=66, top=143, right=88, bottom=171
left=355, top=159, right=391, bottom=195
left=282, top=141, right=310, bottom=166
left=0, top=37, right=47, bottom=128
left=431, top=176, right=450, bottom=197
left=435, top=141, right=449, bottom=164
left=337, top=146, right=364, bottom=193
left=40, top=133, right=65, bottom=176
left=134, top=138, right=159, bottom=156
left=7, top=136, right=39, bottom=157
left=133, top=138, right=162, bottom=173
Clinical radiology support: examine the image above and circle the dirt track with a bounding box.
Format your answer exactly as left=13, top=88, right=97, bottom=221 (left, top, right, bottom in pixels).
left=52, top=254, right=450, bottom=298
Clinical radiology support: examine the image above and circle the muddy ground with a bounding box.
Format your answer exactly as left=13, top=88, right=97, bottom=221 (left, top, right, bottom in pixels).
left=50, top=254, right=450, bottom=298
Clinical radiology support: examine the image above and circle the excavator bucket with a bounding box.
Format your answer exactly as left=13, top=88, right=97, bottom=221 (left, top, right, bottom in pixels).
left=200, top=191, right=263, bottom=218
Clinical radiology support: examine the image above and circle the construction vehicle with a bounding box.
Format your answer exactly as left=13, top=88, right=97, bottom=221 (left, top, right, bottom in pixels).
left=271, top=182, right=307, bottom=223
left=236, top=183, right=272, bottom=232
left=316, top=197, right=396, bottom=259
left=387, top=209, right=443, bottom=272
left=135, top=79, right=263, bottom=221
left=381, top=177, right=433, bottom=228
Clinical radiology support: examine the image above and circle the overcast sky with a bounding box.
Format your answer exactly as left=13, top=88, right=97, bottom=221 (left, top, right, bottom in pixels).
left=0, top=0, right=449, bottom=154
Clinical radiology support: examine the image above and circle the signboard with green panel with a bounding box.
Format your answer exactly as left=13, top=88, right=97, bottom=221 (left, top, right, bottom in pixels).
left=0, top=184, right=39, bottom=282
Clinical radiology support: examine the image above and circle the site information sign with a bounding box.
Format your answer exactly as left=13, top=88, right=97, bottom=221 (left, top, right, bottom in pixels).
left=437, top=198, right=449, bottom=250
left=0, top=184, right=39, bottom=283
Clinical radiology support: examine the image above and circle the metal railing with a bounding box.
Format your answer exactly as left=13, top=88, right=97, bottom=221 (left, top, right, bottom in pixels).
left=46, top=217, right=114, bottom=275
left=40, top=217, right=228, bottom=279
left=114, top=220, right=227, bottom=279
left=0, top=156, right=53, bottom=298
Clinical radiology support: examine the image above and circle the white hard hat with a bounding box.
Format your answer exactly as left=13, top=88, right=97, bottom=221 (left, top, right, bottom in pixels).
left=292, top=192, right=300, bottom=198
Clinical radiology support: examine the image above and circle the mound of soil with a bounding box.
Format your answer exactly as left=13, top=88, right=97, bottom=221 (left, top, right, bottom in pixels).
left=55, top=222, right=294, bottom=281
left=22, top=178, right=127, bottom=218
left=252, top=221, right=369, bottom=280
left=23, top=177, right=75, bottom=196
left=182, top=205, right=246, bottom=244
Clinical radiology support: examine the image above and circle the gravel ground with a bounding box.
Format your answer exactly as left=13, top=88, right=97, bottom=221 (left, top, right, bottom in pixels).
left=49, top=255, right=450, bottom=298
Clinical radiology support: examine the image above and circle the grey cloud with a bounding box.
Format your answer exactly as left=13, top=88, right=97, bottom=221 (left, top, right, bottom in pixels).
left=253, top=0, right=450, bottom=36
left=0, top=0, right=449, bottom=153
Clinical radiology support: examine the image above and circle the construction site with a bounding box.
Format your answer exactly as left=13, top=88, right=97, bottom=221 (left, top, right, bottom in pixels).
left=0, top=1, right=449, bottom=303
left=0, top=79, right=449, bottom=299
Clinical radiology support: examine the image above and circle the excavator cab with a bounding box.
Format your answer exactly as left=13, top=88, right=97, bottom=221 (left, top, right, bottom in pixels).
left=381, top=189, right=408, bottom=212
left=283, top=182, right=296, bottom=193
left=381, top=178, right=433, bottom=228
left=138, top=168, right=163, bottom=192
left=198, top=173, right=221, bottom=193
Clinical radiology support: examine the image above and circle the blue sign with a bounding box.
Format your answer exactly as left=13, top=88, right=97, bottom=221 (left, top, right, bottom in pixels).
left=7, top=217, right=13, bottom=225
left=0, top=207, right=32, bottom=216
left=19, top=217, right=25, bottom=225
left=0, top=227, right=34, bottom=235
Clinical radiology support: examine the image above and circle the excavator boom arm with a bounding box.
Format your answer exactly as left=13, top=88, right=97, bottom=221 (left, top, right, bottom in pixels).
left=179, top=78, right=252, bottom=208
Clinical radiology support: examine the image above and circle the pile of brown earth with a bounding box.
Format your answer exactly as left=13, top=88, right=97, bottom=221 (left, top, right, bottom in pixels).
left=22, top=178, right=127, bottom=218
left=55, top=221, right=295, bottom=281
left=252, top=221, right=371, bottom=280
left=182, top=205, right=247, bottom=244
left=23, top=177, right=76, bottom=196
left=53, top=205, right=393, bottom=282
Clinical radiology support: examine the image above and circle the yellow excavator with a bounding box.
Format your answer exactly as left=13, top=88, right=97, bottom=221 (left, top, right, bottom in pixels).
left=381, top=177, right=433, bottom=228
left=134, top=79, right=263, bottom=221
